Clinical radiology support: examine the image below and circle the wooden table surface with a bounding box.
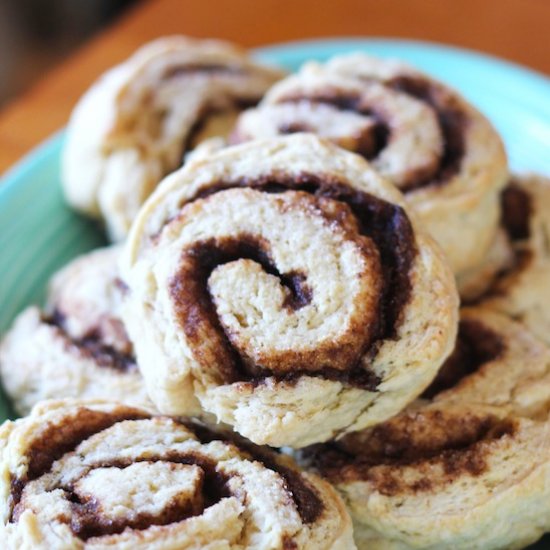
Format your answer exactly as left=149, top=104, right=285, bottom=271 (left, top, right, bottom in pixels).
left=1, top=0, right=549, bottom=175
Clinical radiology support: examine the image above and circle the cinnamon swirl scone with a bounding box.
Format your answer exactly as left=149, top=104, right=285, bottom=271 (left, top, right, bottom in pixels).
left=121, top=134, right=458, bottom=447
left=232, top=54, right=508, bottom=274
left=475, top=174, right=550, bottom=346
left=62, top=36, right=284, bottom=241
left=300, top=306, right=550, bottom=549
left=0, top=399, right=355, bottom=549
left=0, top=246, right=153, bottom=415
left=304, top=404, right=550, bottom=550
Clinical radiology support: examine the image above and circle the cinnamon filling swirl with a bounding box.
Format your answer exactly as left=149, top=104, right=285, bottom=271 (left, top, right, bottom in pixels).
left=45, top=309, right=137, bottom=373
left=188, top=422, right=323, bottom=523
left=306, top=410, right=516, bottom=495
left=258, top=74, right=467, bottom=193
left=63, top=458, right=230, bottom=540
left=161, top=64, right=248, bottom=80
left=501, top=182, right=532, bottom=241
left=8, top=407, right=149, bottom=517
left=477, top=181, right=535, bottom=298
left=387, top=76, right=467, bottom=191
left=167, top=173, right=416, bottom=389
left=277, top=94, right=390, bottom=161
left=9, top=411, right=323, bottom=536
left=422, top=320, right=504, bottom=399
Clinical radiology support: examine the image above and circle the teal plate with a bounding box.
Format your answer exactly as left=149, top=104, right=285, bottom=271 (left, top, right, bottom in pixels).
left=0, top=39, right=549, bottom=547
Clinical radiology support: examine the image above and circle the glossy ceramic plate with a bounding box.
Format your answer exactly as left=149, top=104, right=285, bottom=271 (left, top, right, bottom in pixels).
left=0, top=38, right=549, bottom=547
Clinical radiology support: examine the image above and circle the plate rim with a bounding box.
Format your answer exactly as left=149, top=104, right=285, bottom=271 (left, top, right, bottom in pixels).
left=253, top=36, right=550, bottom=82
left=0, top=129, right=64, bottom=198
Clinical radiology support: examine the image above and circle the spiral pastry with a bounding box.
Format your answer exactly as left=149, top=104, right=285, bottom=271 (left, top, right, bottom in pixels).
left=300, top=306, right=550, bottom=549
left=0, top=399, right=355, bottom=549
left=232, top=53, right=508, bottom=274
left=62, top=36, right=284, bottom=241
left=304, top=404, right=550, bottom=550
left=121, top=134, right=458, bottom=447
left=475, top=174, right=550, bottom=346
left=0, top=246, right=153, bottom=415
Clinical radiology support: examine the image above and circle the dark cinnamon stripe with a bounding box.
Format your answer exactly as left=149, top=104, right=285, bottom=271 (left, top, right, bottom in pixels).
left=66, top=454, right=230, bottom=540
left=388, top=75, right=467, bottom=192
left=190, top=173, right=416, bottom=341
left=243, top=366, right=381, bottom=391
left=182, top=98, right=259, bottom=157
left=422, top=319, right=504, bottom=399
left=283, top=536, right=298, bottom=550
left=71, top=487, right=203, bottom=540
left=275, top=74, right=467, bottom=192
left=162, top=64, right=248, bottom=80
left=186, top=421, right=323, bottom=524
left=501, top=182, right=532, bottom=241
left=277, top=93, right=389, bottom=161
left=168, top=174, right=415, bottom=389
left=465, top=183, right=533, bottom=303
left=306, top=410, right=516, bottom=495
left=9, top=407, right=149, bottom=519
left=46, top=309, right=137, bottom=372
left=12, top=420, right=321, bottom=538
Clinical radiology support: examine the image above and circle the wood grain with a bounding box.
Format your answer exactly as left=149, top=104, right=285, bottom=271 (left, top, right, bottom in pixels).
left=1, top=0, right=549, bottom=174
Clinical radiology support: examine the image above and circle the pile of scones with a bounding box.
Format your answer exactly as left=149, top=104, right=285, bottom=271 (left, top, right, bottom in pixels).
left=1, top=36, right=550, bottom=549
